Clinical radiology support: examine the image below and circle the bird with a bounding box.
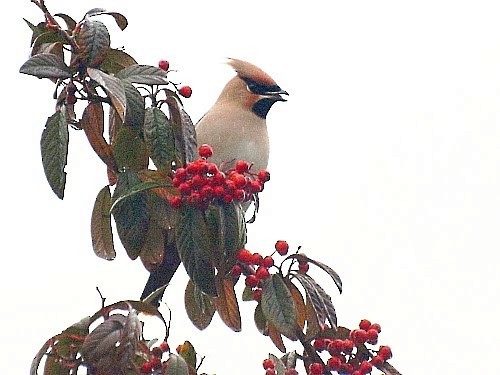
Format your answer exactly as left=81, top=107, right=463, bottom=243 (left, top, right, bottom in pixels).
left=141, top=58, right=288, bottom=305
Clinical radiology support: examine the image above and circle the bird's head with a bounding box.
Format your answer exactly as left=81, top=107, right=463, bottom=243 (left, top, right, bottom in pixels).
left=219, top=58, right=288, bottom=119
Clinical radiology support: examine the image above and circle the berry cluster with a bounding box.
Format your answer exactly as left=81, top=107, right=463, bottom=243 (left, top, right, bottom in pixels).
left=158, top=59, right=192, bottom=98
left=307, top=320, right=392, bottom=375
left=233, top=240, right=308, bottom=301
left=168, top=144, right=270, bottom=210
left=263, top=358, right=299, bottom=375
left=139, top=341, right=170, bottom=373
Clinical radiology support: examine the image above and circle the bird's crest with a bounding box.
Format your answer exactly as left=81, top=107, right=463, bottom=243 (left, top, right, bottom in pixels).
left=227, top=58, right=277, bottom=86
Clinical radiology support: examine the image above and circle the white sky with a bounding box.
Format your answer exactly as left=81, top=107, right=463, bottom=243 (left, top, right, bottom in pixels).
left=2, top=0, right=500, bottom=374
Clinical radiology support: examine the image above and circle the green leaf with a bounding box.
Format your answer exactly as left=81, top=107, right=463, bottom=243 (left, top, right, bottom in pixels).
left=269, top=353, right=287, bottom=375
left=24, top=18, right=47, bottom=46
left=287, top=253, right=342, bottom=293
left=220, top=201, right=247, bottom=270
left=184, top=279, right=215, bottom=330
left=254, top=302, right=268, bottom=335
left=40, top=109, right=68, bottom=199
left=110, top=181, right=172, bottom=214
left=112, top=171, right=149, bottom=259
left=164, top=353, right=189, bottom=375
left=53, top=13, right=77, bottom=30
left=176, top=205, right=217, bottom=296
left=293, top=273, right=337, bottom=330
left=100, top=48, right=137, bottom=74
left=31, top=31, right=68, bottom=56
left=85, top=8, right=128, bottom=30
left=20, top=53, right=72, bottom=79
left=166, top=96, right=197, bottom=165
left=88, top=68, right=126, bottom=121
left=74, top=19, right=110, bottom=67
left=144, top=107, right=177, bottom=170
left=116, top=64, right=170, bottom=85
left=91, top=185, right=115, bottom=260
left=261, top=274, right=298, bottom=340
left=123, top=80, right=145, bottom=130
left=280, top=351, right=298, bottom=371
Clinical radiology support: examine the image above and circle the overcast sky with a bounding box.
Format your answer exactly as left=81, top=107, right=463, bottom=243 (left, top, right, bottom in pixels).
left=3, top=0, right=500, bottom=374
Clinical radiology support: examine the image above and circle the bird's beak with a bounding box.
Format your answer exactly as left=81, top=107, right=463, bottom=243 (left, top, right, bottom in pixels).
left=266, top=89, right=289, bottom=102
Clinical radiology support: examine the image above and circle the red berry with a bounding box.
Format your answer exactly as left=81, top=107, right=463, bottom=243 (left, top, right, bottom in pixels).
left=230, top=173, right=247, bottom=188
left=378, top=346, right=392, bottom=360
left=249, top=180, right=263, bottom=193
left=327, top=357, right=342, bottom=371
left=207, top=162, right=219, bottom=174
left=222, top=194, right=233, bottom=203
left=285, top=369, right=299, bottom=375
left=198, top=144, right=213, bottom=158
left=308, top=362, right=323, bottom=375
left=275, top=240, right=289, bottom=256
left=327, top=339, right=344, bottom=355
left=298, top=263, right=309, bottom=273
left=151, top=347, right=163, bottom=358
left=257, top=169, right=271, bottom=182
left=262, top=256, right=274, bottom=268
left=252, top=288, right=263, bottom=300
left=255, top=266, right=271, bottom=280
left=352, top=371, right=362, bottom=375
left=231, top=264, right=242, bottom=277
left=178, top=182, right=191, bottom=196
left=366, top=328, right=379, bottom=342
left=235, top=160, right=250, bottom=173
left=359, top=319, right=372, bottom=331
left=359, top=361, right=372, bottom=374
left=212, top=172, right=226, bottom=185
left=159, top=341, right=169, bottom=352
left=340, top=363, right=353, bottom=374
left=265, top=369, right=276, bottom=375
left=174, top=168, right=187, bottom=181
left=233, top=189, right=246, bottom=201
left=343, top=339, right=354, bottom=353
left=213, top=185, right=225, bottom=197
left=313, top=338, right=326, bottom=351
left=237, top=249, right=253, bottom=264
left=252, top=253, right=263, bottom=265
left=178, top=85, right=192, bottom=98
left=168, top=196, right=182, bottom=208
left=369, top=323, right=381, bottom=333
left=370, top=355, right=384, bottom=367
left=352, top=329, right=369, bottom=344
left=245, top=274, right=259, bottom=288
left=158, top=59, right=169, bottom=71
left=140, top=361, right=153, bottom=373
left=200, top=185, right=214, bottom=199
left=262, top=358, right=275, bottom=370
left=149, top=356, right=161, bottom=369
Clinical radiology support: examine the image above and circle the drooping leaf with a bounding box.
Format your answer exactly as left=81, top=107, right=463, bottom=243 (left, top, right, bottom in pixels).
left=87, top=68, right=126, bottom=121
left=81, top=102, right=117, bottom=171
left=139, top=220, right=166, bottom=271
left=163, top=353, right=189, bottom=375
left=261, top=274, right=298, bottom=340
left=110, top=180, right=171, bottom=213
left=40, top=109, right=68, bottom=199
left=100, top=48, right=137, bottom=74
left=116, top=64, right=170, bottom=85
left=254, top=302, right=268, bottom=335
left=85, top=8, right=128, bottom=30
left=24, top=18, right=47, bottom=46
left=242, top=285, right=254, bottom=301
left=288, top=253, right=342, bottom=294
left=184, top=279, right=215, bottom=330
left=166, top=96, right=197, bottom=166
left=111, top=126, right=148, bottom=171
left=176, top=205, right=217, bottom=296
left=144, top=107, right=177, bottom=170
left=73, top=19, right=110, bottom=67
left=31, top=31, right=67, bottom=56
left=285, top=280, right=306, bottom=330
left=123, top=80, right=145, bottom=130
left=53, top=13, right=77, bottom=30
left=214, top=276, right=241, bottom=331
left=112, top=171, right=149, bottom=259
left=304, top=295, right=321, bottom=339
left=20, top=53, right=72, bottom=79
left=138, top=169, right=178, bottom=202
left=220, top=201, right=247, bottom=271
left=268, top=324, right=286, bottom=353
left=91, top=185, right=115, bottom=260
left=293, top=273, right=338, bottom=330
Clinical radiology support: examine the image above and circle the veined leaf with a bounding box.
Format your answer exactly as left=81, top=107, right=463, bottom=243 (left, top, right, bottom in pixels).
left=111, top=126, right=148, bottom=171
left=144, top=107, right=177, bottom=170
left=112, top=171, right=149, bottom=259
left=100, top=48, right=137, bottom=75
left=85, top=8, right=128, bottom=30
left=176, top=205, right=217, bottom=296
left=40, top=109, right=68, bottom=199
left=261, top=274, right=298, bottom=340
left=123, top=80, right=145, bottom=130
left=110, top=181, right=171, bottom=214
left=220, top=201, right=247, bottom=270
left=139, top=220, right=166, bottom=272
left=116, top=64, right=170, bottom=85
left=88, top=68, right=126, bottom=121
left=20, top=53, right=72, bottom=79
left=166, top=96, right=197, bottom=166
left=254, top=302, right=268, bottom=335
left=288, top=253, right=342, bottom=293
left=214, top=276, right=241, bottom=331
left=31, top=31, right=68, bottom=57
left=91, top=185, right=115, bottom=260
left=184, top=279, right=215, bottom=330
left=285, top=280, right=306, bottom=330
left=269, top=324, right=286, bottom=353
left=74, top=19, right=110, bottom=67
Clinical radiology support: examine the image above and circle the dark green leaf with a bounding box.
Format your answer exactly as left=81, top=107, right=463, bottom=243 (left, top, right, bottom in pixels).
left=36, top=42, right=64, bottom=60
left=112, top=171, right=149, bottom=259
left=220, top=202, right=247, bottom=270
left=100, top=48, right=137, bottom=74
left=176, top=205, right=217, bottom=296
left=91, top=185, right=115, bottom=260
left=54, top=13, right=77, bottom=30
left=116, top=64, right=170, bottom=85
left=184, top=279, right=215, bottom=330
left=31, top=31, right=68, bottom=56
left=86, top=8, right=128, bottom=30
left=110, top=181, right=171, bottom=213
left=74, top=19, right=110, bottom=67
left=123, top=80, right=145, bottom=130
left=88, top=68, right=126, bottom=121
left=24, top=18, right=47, bottom=46
left=261, top=274, right=298, bottom=340
left=40, top=109, right=68, bottom=199
left=242, top=285, right=254, bottom=301
left=111, top=126, right=148, bottom=171
left=144, top=107, right=177, bottom=170
left=254, top=303, right=268, bottom=335
left=20, top=53, right=72, bottom=79
left=166, top=96, right=197, bottom=166
left=288, top=253, right=342, bottom=293
left=293, top=273, right=337, bottom=330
